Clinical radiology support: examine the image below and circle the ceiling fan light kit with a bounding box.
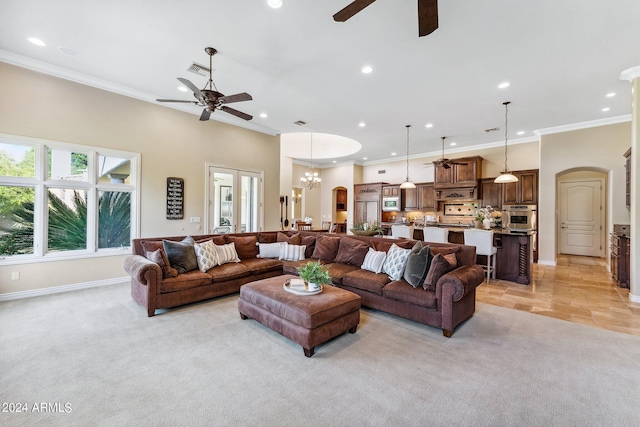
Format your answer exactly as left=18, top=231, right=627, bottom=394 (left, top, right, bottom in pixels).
left=494, top=101, right=519, bottom=184
left=400, top=125, right=416, bottom=189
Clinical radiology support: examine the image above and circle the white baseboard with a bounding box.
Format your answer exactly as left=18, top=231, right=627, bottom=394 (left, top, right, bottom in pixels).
left=0, top=276, right=128, bottom=301
left=537, top=260, right=557, bottom=266
left=630, top=293, right=640, bottom=303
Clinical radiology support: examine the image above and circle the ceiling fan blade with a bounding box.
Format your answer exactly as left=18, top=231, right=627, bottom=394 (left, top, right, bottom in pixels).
left=221, top=106, right=253, bottom=121
left=333, top=0, right=376, bottom=22
left=177, top=77, right=203, bottom=98
left=199, top=108, right=212, bottom=121
left=417, top=0, right=438, bottom=37
left=218, top=92, right=253, bottom=104
left=156, top=99, right=199, bottom=104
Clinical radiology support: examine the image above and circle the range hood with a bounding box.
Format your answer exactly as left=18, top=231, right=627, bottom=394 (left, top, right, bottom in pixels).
left=433, top=156, right=483, bottom=200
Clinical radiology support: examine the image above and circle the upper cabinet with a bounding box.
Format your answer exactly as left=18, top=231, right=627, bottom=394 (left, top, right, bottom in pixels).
left=402, top=187, right=418, bottom=210
left=479, top=178, right=502, bottom=208
left=501, top=170, right=538, bottom=205
left=382, top=185, right=400, bottom=197
left=417, top=183, right=436, bottom=210
left=336, top=189, right=347, bottom=211
left=625, top=148, right=631, bottom=210
left=434, top=156, right=483, bottom=188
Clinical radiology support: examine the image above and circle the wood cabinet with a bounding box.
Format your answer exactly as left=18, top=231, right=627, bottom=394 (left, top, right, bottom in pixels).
left=336, top=189, right=347, bottom=211
left=382, top=185, right=400, bottom=197
left=610, top=233, right=630, bottom=288
left=495, top=233, right=533, bottom=285
left=624, top=148, right=631, bottom=210
left=479, top=178, right=502, bottom=209
left=501, top=169, right=538, bottom=205
left=354, top=183, right=385, bottom=224
left=355, top=200, right=380, bottom=224
left=402, top=187, right=418, bottom=210
left=433, top=156, right=483, bottom=188
left=417, top=183, right=436, bottom=210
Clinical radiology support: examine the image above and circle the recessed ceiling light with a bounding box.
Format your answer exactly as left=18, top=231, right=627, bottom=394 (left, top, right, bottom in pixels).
left=358, top=122, right=366, bottom=127
left=28, top=37, right=46, bottom=47
left=391, top=152, right=397, bottom=156
left=425, top=123, right=433, bottom=128
left=517, top=131, right=525, bottom=135
left=450, top=142, right=457, bottom=146
left=267, top=0, right=283, bottom=8
left=606, top=92, right=616, bottom=98
left=602, top=107, right=610, bottom=112
left=58, top=46, right=78, bottom=56
left=361, top=65, right=373, bottom=74
left=498, top=82, right=510, bottom=89
left=177, top=86, right=188, bottom=92
left=260, top=113, right=268, bottom=118
left=332, top=160, right=337, bottom=163
left=363, top=157, right=368, bottom=160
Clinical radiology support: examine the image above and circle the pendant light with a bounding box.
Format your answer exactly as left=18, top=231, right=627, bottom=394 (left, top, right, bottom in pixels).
left=300, top=133, right=321, bottom=190
left=399, top=125, right=416, bottom=189
left=494, top=101, right=519, bottom=184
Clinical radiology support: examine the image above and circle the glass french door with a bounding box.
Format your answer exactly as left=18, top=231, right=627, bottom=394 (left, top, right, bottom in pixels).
left=207, top=166, right=263, bottom=234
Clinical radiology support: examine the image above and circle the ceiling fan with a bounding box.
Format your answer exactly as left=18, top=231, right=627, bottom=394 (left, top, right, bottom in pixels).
left=156, top=47, right=253, bottom=121
left=432, top=137, right=467, bottom=169
left=333, top=0, right=438, bottom=37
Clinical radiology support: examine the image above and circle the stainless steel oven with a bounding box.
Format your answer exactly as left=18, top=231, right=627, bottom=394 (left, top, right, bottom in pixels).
left=502, top=204, right=537, bottom=232
left=382, top=196, right=401, bottom=212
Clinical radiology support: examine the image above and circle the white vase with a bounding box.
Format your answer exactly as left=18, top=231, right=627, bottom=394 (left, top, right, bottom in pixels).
left=306, top=282, right=319, bottom=291
left=482, top=219, right=491, bottom=229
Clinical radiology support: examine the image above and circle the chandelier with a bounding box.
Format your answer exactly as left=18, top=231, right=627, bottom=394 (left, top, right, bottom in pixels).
left=300, top=133, right=321, bottom=190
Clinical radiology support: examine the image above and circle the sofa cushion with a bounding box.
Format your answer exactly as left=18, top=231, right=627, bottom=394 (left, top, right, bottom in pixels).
left=194, top=239, right=218, bottom=272
left=277, top=232, right=301, bottom=245
left=383, top=243, right=411, bottom=281
left=279, top=243, right=306, bottom=261
left=240, top=258, right=283, bottom=275
left=197, top=236, right=226, bottom=245
left=256, top=242, right=284, bottom=259
left=141, top=241, right=178, bottom=278
left=282, top=258, right=317, bottom=275
left=430, top=246, right=461, bottom=265
left=403, top=242, right=434, bottom=288
left=258, top=232, right=278, bottom=243
left=205, top=262, right=251, bottom=282
left=311, top=234, right=341, bottom=262
left=326, top=263, right=360, bottom=286
left=342, top=269, right=391, bottom=295
left=423, top=253, right=458, bottom=291
left=372, top=239, right=415, bottom=253
left=301, top=234, right=317, bottom=258
left=334, top=237, right=370, bottom=266
left=382, top=281, right=438, bottom=309
left=213, top=242, right=241, bottom=265
left=160, top=270, right=212, bottom=293
left=361, top=248, right=386, bottom=274
left=224, top=235, right=259, bottom=259
left=163, top=236, right=198, bottom=274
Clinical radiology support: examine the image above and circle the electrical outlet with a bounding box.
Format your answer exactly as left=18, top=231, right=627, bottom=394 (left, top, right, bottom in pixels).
left=11, top=272, right=20, bottom=280
left=190, top=217, right=201, bottom=223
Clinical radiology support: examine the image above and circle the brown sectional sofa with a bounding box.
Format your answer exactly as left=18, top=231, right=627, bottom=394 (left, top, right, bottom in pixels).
left=124, top=230, right=484, bottom=336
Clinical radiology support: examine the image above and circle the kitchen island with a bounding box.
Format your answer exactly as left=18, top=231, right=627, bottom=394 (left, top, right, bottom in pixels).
left=420, top=225, right=535, bottom=285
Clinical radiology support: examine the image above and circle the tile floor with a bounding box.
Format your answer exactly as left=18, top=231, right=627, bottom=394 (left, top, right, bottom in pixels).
left=476, top=254, right=640, bottom=336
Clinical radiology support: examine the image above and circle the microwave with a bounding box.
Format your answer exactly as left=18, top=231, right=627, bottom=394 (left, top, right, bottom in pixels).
left=382, top=196, right=401, bottom=212
left=502, top=204, right=537, bottom=231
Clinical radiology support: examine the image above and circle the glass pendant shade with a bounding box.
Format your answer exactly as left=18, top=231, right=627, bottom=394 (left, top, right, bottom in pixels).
left=400, top=180, right=416, bottom=189
left=494, top=101, right=518, bottom=184
left=400, top=125, right=415, bottom=189
left=494, top=171, right=519, bottom=183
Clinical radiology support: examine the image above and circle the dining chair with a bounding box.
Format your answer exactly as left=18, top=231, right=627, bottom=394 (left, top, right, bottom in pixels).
left=212, top=226, right=231, bottom=234
left=463, top=229, right=497, bottom=283
left=391, top=224, right=414, bottom=239
left=422, top=226, right=449, bottom=243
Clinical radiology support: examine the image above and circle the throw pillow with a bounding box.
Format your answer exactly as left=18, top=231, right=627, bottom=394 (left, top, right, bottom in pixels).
left=403, top=242, right=434, bottom=288
left=163, top=236, right=198, bottom=274
left=311, top=234, right=341, bottom=262
left=423, top=253, right=458, bottom=291
left=213, top=242, right=241, bottom=265
left=372, top=239, right=415, bottom=253
left=257, top=242, right=284, bottom=259
left=279, top=243, right=306, bottom=261
left=361, top=247, right=387, bottom=274
left=193, top=239, right=218, bottom=272
left=224, top=235, right=259, bottom=259
left=141, top=241, right=178, bottom=278
left=277, top=232, right=301, bottom=245
left=145, top=249, right=179, bottom=279
left=301, top=234, right=316, bottom=258
left=334, top=237, right=371, bottom=266
left=382, top=243, right=411, bottom=281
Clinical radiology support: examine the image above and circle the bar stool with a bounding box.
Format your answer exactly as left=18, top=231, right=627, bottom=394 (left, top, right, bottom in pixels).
left=391, top=225, right=414, bottom=239
left=423, top=227, right=449, bottom=243
left=463, top=229, right=497, bottom=283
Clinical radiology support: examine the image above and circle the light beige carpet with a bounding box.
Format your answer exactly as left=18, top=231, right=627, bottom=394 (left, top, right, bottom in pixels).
left=1, top=282, right=640, bottom=427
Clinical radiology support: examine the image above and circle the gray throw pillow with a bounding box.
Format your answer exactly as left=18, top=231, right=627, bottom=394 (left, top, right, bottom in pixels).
left=163, top=236, right=197, bottom=274
left=403, top=242, right=434, bottom=288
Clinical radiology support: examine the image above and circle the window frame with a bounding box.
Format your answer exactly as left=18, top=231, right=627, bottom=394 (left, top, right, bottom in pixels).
left=0, top=133, right=140, bottom=264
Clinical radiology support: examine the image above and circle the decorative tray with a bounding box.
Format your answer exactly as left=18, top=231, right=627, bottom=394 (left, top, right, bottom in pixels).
left=283, top=278, right=323, bottom=296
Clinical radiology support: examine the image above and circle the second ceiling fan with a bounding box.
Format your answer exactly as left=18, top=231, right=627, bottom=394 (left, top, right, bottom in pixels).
left=334, top=0, right=438, bottom=37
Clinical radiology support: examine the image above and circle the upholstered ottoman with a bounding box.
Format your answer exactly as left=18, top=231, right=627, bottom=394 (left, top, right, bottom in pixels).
left=238, top=274, right=361, bottom=357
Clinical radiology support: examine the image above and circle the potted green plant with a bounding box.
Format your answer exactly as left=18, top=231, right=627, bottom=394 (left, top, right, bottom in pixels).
left=350, top=222, right=383, bottom=236
left=297, top=261, right=332, bottom=290
left=474, top=211, right=485, bottom=229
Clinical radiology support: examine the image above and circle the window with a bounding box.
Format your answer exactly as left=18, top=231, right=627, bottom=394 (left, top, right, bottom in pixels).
left=0, top=134, right=139, bottom=261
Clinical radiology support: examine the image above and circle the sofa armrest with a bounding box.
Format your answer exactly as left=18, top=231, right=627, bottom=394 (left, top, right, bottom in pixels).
left=124, top=255, right=162, bottom=284
left=436, top=264, right=484, bottom=302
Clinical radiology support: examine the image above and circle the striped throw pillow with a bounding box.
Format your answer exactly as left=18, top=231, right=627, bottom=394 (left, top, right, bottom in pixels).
left=213, top=242, right=241, bottom=265
left=257, top=242, right=284, bottom=259
left=361, top=247, right=386, bottom=274
left=279, top=243, right=306, bottom=261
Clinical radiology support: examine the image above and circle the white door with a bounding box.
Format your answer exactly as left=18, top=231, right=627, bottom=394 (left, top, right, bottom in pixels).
left=558, top=179, right=603, bottom=256
left=207, top=166, right=263, bottom=234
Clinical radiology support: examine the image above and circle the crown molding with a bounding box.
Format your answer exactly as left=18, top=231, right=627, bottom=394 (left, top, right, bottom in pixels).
left=0, top=49, right=279, bottom=136
left=535, top=115, right=631, bottom=136
left=620, top=66, right=640, bottom=82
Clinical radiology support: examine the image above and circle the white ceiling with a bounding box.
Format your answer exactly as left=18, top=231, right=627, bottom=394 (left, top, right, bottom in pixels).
left=1, top=0, right=639, bottom=165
